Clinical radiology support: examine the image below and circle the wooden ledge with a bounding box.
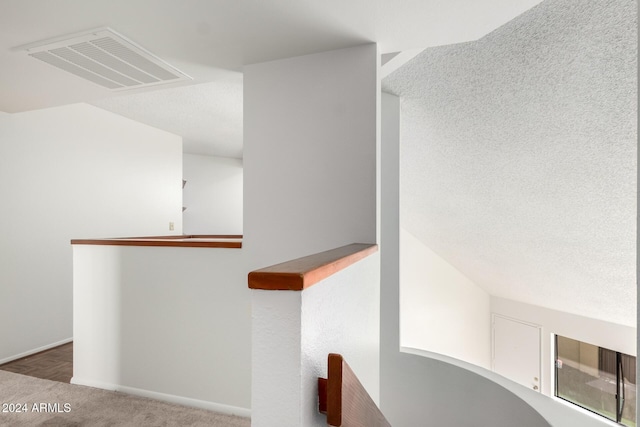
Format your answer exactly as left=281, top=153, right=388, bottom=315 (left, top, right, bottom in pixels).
left=248, top=243, right=377, bottom=291
left=71, top=235, right=242, bottom=248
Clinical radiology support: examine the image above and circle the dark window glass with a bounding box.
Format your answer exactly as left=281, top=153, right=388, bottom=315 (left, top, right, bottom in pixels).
left=555, top=335, right=636, bottom=426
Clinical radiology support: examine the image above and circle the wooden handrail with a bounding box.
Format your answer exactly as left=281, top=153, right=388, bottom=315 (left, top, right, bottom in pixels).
left=71, top=235, right=242, bottom=248
left=248, top=243, right=377, bottom=291
left=318, top=353, right=391, bottom=427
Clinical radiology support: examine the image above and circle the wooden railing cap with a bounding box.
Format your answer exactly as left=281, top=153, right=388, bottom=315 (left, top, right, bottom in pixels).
left=248, top=243, right=377, bottom=291
left=71, top=235, right=242, bottom=249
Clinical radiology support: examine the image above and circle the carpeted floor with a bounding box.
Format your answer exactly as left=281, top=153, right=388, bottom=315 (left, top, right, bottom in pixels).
left=0, top=370, right=251, bottom=426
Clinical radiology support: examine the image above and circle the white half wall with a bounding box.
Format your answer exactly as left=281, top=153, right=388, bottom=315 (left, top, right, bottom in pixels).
left=491, top=296, right=637, bottom=397
left=182, top=154, right=243, bottom=235
left=0, top=103, right=182, bottom=363
left=400, top=227, right=490, bottom=368
left=301, top=253, right=380, bottom=426
left=243, top=43, right=379, bottom=270
left=72, top=244, right=250, bottom=414
left=251, top=252, right=380, bottom=427
left=251, top=290, right=302, bottom=427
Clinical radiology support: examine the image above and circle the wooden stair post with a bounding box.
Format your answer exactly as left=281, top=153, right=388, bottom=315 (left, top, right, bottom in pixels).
left=318, top=353, right=391, bottom=427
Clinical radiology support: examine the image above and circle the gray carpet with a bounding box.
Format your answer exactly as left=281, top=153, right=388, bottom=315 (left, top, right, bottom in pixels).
left=0, top=370, right=251, bottom=426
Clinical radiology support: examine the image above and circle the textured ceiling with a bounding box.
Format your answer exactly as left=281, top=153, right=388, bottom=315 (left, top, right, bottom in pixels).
left=0, top=0, right=544, bottom=156
left=91, top=76, right=243, bottom=158
left=383, top=0, right=637, bottom=326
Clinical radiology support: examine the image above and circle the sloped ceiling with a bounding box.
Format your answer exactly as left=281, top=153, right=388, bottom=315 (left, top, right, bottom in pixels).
left=91, top=78, right=243, bottom=157
left=0, top=0, right=544, bottom=156
left=383, top=0, right=637, bottom=326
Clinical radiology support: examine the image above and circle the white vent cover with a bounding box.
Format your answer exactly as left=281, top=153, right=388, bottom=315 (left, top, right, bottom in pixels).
left=15, top=27, right=192, bottom=91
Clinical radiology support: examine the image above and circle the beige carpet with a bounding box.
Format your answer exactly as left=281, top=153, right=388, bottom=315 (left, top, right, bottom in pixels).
left=0, top=370, right=250, bottom=426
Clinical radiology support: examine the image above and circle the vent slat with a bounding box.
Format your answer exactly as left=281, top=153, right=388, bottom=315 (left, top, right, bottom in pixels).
left=50, top=47, right=140, bottom=87
left=70, top=42, right=159, bottom=84
left=91, top=37, right=179, bottom=81
left=29, top=52, right=122, bottom=89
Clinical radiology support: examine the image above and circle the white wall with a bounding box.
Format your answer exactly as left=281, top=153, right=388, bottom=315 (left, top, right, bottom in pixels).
left=380, top=91, right=402, bottom=418
left=491, top=296, right=637, bottom=397
left=72, top=244, right=250, bottom=416
left=301, top=254, right=380, bottom=426
left=243, top=43, right=380, bottom=426
left=243, top=43, right=379, bottom=270
left=251, top=253, right=380, bottom=427
left=401, top=227, right=491, bottom=368
left=251, top=290, right=302, bottom=426
left=182, top=154, right=243, bottom=235
left=0, top=103, right=182, bottom=363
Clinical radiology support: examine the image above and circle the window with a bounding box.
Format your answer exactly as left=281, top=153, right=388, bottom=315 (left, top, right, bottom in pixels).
left=555, top=335, right=636, bottom=426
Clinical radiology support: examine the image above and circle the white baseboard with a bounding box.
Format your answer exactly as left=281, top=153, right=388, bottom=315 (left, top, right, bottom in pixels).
left=70, top=377, right=251, bottom=419
left=0, top=337, right=73, bottom=365
left=70, top=377, right=118, bottom=391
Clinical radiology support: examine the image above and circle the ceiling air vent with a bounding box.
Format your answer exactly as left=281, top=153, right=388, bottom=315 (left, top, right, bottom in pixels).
left=15, top=27, right=192, bottom=91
